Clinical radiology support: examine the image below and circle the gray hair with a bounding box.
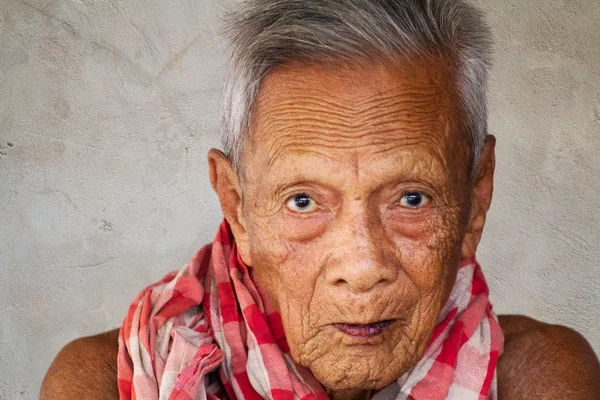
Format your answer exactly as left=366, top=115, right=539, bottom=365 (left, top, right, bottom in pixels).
left=220, top=0, right=493, bottom=177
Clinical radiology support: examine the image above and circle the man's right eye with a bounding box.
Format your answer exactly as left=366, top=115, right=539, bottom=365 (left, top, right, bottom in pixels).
left=286, top=194, right=318, bottom=213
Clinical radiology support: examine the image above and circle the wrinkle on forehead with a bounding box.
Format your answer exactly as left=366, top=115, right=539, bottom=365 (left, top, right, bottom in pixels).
left=260, top=146, right=454, bottom=203
left=245, top=58, right=468, bottom=191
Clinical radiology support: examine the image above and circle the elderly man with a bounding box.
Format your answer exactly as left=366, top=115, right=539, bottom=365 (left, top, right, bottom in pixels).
left=41, top=0, right=600, bottom=399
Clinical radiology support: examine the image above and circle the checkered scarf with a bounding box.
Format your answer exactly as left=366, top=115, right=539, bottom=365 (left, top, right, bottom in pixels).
left=118, top=220, right=504, bottom=400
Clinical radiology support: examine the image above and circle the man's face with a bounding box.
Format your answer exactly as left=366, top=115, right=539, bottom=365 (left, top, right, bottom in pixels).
left=235, top=58, right=473, bottom=390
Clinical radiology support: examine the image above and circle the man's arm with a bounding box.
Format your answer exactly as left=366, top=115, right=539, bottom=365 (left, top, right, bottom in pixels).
left=498, top=315, right=600, bottom=399
left=40, top=329, right=120, bottom=400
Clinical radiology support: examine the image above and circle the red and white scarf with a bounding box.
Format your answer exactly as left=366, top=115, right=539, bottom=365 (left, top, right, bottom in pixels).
left=118, top=220, right=504, bottom=400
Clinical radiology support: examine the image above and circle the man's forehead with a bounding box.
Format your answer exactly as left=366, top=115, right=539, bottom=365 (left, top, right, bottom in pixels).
left=254, top=59, right=457, bottom=132
left=255, top=57, right=454, bottom=107
left=240, top=57, right=468, bottom=188
left=261, top=146, right=456, bottom=196
left=249, top=58, right=461, bottom=148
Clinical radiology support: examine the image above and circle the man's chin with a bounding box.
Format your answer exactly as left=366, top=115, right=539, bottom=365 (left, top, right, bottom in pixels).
left=289, top=322, right=421, bottom=390
left=313, top=368, right=398, bottom=394
left=304, top=349, right=406, bottom=392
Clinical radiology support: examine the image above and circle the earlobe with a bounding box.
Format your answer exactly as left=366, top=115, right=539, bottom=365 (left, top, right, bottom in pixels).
left=462, top=135, right=496, bottom=258
left=207, top=149, right=252, bottom=264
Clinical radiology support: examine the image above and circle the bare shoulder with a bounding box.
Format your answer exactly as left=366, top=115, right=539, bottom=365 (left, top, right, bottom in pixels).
left=498, top=314, right=600, bottom=399
left=40, top=317, right=600, bottom=400
left=41, top=328, right=120, bottom=400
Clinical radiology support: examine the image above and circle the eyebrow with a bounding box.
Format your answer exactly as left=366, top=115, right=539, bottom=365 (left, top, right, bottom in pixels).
left=272, top=179, right=332, bottom=199
left=261, top=147, right=451, bottom=197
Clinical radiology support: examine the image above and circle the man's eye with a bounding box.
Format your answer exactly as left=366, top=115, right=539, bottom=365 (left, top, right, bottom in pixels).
left=286, top=194, right=318, bottom=213
left=395, top=192, right=431, bottom=209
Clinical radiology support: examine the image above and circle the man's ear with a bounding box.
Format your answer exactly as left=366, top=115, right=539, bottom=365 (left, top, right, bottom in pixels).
left=462, top=135, right=496, bottom=258
left=208, top=149, right=252, bottom=265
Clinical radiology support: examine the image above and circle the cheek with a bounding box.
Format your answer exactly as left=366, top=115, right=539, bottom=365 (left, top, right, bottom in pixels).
left=384, top=203, right=465, bottom=332
left=259, top=247, right=327, bottom=368
left=246, top=218, right=287, bottom=311
left=279, top=209, right=333, bottom=242
left=387, top=202, right=464, bottom=280
left=247, top=216, right=324, bottom=324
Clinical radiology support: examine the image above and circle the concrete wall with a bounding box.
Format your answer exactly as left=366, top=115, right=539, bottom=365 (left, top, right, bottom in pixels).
left=0, top=0, right=598, bottom=398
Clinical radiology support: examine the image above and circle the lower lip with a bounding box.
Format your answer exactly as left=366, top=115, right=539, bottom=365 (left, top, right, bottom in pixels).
left=333, top=320, right=395, bottom=338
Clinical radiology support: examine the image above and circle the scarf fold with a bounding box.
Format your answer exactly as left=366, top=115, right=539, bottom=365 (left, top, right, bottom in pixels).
left=118, top=220, right=504, bottom=400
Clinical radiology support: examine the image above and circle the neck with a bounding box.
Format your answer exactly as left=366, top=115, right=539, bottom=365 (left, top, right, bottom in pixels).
left=328, top=389, right=371, bottom=400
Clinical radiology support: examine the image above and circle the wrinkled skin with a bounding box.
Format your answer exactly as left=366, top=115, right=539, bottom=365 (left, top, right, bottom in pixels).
left=41, top=57, right=600, bottom=400
left=208, top=58, right=494, bottom=398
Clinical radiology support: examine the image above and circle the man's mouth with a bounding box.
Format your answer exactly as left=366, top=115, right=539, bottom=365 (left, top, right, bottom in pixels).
left=333, top=320, right=395, bottom=338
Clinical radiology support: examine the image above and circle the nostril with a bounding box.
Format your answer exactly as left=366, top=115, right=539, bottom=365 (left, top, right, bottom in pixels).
left=377, top=278, right=389, bottom=287
left=334, top=278, right=347, bottom=286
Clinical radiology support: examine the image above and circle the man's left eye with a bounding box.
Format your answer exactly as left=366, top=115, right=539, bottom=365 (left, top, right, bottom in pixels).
left=396, top=192, right=431, bottom=209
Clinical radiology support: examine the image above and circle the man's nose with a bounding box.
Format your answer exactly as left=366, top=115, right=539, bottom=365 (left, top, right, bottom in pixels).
left=324, top=215, right=399, bottom=293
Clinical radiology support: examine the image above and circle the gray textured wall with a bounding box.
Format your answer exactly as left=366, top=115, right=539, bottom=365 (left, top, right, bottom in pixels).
left=0, top=0, right=598, bottom=398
